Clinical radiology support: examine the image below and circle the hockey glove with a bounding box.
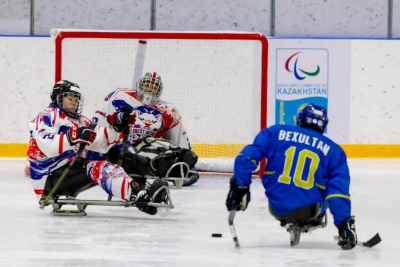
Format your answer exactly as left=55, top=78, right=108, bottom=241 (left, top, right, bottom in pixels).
left=66, top=123, right=97, bottom=146
left=226, top=177, right=250, bottom=211
left=337, top=216, right=357, bottom=250
left=107, top=111, right=136, bottom=132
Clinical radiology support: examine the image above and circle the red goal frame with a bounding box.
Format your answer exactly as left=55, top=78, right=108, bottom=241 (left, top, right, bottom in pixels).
left=53, top=30, right=268, bottom=175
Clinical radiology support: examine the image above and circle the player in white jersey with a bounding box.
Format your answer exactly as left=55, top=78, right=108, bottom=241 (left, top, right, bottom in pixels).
left=91, top=72, right=199, bottom=187
left=28, top=80, right=168, bottom=215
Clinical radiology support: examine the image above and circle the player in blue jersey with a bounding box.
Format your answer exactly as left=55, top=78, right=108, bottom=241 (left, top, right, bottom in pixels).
left=226, top=104, right=357, bottom=249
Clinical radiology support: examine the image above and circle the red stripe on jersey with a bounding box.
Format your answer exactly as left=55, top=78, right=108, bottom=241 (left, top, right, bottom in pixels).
left=36, top=115, right=39, bottom=130
left=34, top=189, right=44, bottom=195
left=52, top=109, right=57, bottom=126
left=121, top=178, right=126, bottom=199
left=104, top=127, right=123, bottom=146
left=95, top=110, right=106, bottom=117
left=59, top=134, right=64, bottom=154
left=104, top=127, right=109, bottom=144
left=125, top=92, right=136, bottom=98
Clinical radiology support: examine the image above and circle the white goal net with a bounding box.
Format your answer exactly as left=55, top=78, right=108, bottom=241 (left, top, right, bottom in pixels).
left=51, top=29, right=268, bottom=172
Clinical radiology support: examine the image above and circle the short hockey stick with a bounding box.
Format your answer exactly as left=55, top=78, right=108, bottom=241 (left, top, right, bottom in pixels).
left=40, top=121, right=97, bottom=209
left=357, top=233, right=381, bottom=247
left=117, top=108, right=131, bottom=166
left=108, top=106, right=131, bottom=201
left=335, top=233, right=381, bottom=248
left=228, top=204, right=241, bottom=249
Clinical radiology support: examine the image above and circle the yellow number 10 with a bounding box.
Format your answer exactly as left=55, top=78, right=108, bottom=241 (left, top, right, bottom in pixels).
left=278, top=146, right=320, bottom=190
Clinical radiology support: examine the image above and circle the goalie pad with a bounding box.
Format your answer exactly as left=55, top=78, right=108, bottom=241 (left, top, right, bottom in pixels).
left=129, top=137, right=187, bottom=158
left=125, top=137, right=198, bottom=187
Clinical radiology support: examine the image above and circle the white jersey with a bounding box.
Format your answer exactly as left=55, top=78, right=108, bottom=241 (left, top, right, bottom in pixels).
left=92, top=88, right=191, bottom=151
left=28, top=103, right=121, bottom=198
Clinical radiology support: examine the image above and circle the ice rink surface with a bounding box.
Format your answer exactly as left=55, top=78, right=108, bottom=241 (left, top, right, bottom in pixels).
left=0, top=159, right=399, bottom=267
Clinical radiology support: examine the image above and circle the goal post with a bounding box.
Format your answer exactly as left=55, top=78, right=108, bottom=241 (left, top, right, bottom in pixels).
left=51, top=29, right=268, bottom=173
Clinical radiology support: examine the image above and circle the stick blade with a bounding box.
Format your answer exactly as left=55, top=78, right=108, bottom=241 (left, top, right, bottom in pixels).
left=364, top=233, right=381, bottom=247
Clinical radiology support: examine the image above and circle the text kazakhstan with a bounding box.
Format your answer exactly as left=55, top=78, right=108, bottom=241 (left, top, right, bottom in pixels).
left=277, top=88, right=327, bottom=95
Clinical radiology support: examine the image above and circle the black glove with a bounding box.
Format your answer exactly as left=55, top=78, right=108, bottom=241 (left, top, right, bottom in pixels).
left=106, top=106, right=135, bottom=132
left=337, top=216, right=357, bottom=250
left=226, top=177, right=250, bottom=211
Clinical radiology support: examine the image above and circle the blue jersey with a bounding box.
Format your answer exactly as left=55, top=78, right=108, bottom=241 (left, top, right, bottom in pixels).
left=234, top=124, right=351, bottom=226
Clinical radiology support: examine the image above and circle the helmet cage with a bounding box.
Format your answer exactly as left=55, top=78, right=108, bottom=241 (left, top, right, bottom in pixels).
left=296, top=104, right=328, bottom=134
left=136, top=72, right=163, bottom=106
left=51, top=80, right=84, bottom=118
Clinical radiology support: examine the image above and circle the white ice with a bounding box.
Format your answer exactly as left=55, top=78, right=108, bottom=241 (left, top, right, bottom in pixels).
left=0, top=159, right=399, bottom=267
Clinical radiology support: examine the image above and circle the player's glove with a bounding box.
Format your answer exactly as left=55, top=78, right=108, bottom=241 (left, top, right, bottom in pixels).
left=107, top=109, right=136, bottom=132
left=226, top=177, right=250, bottom=211
left=66, top=123, right=97, bottom=146
left=337, top=216, right=357, bottom=250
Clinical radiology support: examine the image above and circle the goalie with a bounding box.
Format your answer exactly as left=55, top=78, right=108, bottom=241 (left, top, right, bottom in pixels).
left=91, top=72, right=199, bottom=187
left=28, top=80, right=169, bottom=215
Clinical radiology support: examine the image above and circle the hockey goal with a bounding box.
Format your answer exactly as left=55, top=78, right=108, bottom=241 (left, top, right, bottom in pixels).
left=51, top=29, right=268, bottom=173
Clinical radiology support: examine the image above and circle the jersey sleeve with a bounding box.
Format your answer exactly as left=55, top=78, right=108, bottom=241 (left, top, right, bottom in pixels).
left=161, top=106, right=191, bottom=149
left=233, top=128, right=272, bottom=186
left=86, top=125, right=122, bottom=154
left=92, top=94, right=114, bottom=127
left=326, top=149, right=352, bottom=226
left=162, top=120, right=190, bottom=149
left=86, top=95, right=123, bottom=154
left=29, top=109, right=74, bottom=158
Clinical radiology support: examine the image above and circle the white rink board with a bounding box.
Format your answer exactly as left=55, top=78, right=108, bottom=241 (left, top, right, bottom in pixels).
left=1, top=37, right=400, bottom=144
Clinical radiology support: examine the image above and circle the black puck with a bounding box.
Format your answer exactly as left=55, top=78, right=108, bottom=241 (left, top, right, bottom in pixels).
left=212, top=233, right=222, bottom=238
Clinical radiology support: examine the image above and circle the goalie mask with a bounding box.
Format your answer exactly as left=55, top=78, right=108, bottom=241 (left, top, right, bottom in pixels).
left=296, top=104, right=328, bottom=134
left=136, top=72, right=163, bottom=106
left=51, top=80, right=84, bottom=119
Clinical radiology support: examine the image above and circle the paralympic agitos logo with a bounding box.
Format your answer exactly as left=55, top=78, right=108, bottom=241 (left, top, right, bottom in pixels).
left=285, top=52, right=320, bottom=80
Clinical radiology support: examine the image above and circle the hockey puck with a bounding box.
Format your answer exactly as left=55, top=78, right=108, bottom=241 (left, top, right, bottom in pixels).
left=212, top=233, right=222, bottom=238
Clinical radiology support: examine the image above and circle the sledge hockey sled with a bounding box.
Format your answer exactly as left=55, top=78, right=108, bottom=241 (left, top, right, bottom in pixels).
left=283, top=213, right=328, bottom=246
left=46, top=183, right=174, bottom=216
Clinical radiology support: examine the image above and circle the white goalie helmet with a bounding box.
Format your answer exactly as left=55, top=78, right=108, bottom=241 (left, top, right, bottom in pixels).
left=136, top=72, right=163, bottom=106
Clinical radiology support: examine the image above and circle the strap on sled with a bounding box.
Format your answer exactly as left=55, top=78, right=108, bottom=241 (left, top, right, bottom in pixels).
left=128, top=161, right=191, bottom=189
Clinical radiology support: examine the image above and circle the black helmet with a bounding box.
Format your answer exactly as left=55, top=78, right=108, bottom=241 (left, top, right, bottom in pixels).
left=51, top=80, right=84, bottom=118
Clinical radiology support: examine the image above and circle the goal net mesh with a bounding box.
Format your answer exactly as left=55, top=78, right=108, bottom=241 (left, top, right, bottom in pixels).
left=53, top=30, right=267, bottom=172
